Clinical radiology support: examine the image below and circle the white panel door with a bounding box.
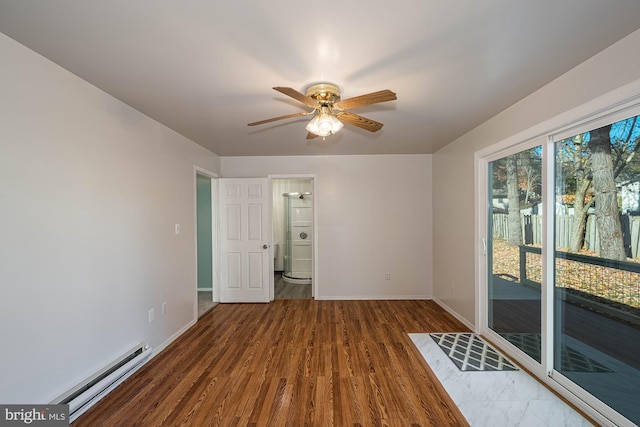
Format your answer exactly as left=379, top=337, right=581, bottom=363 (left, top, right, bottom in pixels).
left=218, top=178, right=270, bottom=303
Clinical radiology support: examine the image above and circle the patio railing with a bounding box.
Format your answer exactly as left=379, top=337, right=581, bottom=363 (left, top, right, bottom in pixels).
left=519, top=245, right=640, bottom=326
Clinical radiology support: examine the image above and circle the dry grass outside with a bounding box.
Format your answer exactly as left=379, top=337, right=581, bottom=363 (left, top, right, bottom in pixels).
left=492, top=239, right=640, bottom=309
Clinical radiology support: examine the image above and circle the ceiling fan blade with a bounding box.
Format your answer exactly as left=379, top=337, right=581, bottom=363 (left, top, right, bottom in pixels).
left=337, top=111, right=384, bottom=132
left=333, top=89, right=397, bottom=110
left=248, top=111, right=310, bottom=126
left=273, top=87, right=320, bottom=109
left=306, top=132, right=320, bottom=140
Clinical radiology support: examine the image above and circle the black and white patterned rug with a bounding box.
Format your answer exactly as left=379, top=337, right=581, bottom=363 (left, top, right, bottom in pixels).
left=430, top=333, right=519, bottom=372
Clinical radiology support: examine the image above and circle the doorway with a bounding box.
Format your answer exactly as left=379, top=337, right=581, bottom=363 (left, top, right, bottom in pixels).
left=195, top=169, right=218, bottom=317
left=271, top=177, right=315, bottom=299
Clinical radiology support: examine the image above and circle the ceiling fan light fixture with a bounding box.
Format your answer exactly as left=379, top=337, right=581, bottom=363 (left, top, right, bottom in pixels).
left=306, top=107, right=343, bottom=137
left=249, top=84, right=395, bottom=137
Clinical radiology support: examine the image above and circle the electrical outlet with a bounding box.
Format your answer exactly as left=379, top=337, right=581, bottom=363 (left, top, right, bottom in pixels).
left=162, top=302, right=167, bottom=315
left=385, top=273, right=391, bottom=280
left=148, top=308, right=155, bottom=323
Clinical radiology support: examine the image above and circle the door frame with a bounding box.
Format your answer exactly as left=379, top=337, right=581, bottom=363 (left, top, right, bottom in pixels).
left=268, top=174, right=318, bottom=300
left=194, top=166, right=219, bottom=317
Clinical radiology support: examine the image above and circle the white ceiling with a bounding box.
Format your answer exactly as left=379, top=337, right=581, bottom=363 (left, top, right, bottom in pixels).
left=1, top=1, right=640, bottom=156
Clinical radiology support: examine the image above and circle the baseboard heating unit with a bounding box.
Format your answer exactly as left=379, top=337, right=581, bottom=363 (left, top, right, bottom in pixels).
left=53, top=343, right=152, bottom=422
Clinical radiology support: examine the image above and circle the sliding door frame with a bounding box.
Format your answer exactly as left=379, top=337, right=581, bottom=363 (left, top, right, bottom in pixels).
left=476, top=136, right=548, bottom=378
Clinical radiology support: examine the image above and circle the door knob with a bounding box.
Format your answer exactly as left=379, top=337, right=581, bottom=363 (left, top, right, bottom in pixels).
left=263, top=244, right=268, bottom=249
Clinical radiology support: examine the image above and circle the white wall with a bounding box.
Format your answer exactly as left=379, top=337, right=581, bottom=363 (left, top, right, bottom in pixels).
left=0, top=34, right=220, bottom=403
left=432, top=29, right=640, bottom=325
left=222, top=155, right=433, bottom=300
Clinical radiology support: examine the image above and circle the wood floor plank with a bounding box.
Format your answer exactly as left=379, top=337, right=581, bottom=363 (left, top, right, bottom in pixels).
left=74, top=299, right=469, bottom=426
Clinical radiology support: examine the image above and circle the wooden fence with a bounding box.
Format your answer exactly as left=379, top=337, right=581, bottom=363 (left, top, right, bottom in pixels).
left=492, top=213, right=640, bottom=259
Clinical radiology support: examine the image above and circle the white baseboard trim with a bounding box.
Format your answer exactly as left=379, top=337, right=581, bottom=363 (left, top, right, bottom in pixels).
left=150, top=318, right=197, bottom=359
left=432, top=297, right=476, bottom=331
left=316, top=295, right=432, bottom=301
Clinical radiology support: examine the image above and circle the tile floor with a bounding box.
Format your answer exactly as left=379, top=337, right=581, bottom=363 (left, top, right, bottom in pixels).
left=274, top=272, right=312, bottom=299
left=409, top=333, right=593, bottom=427
left=197, top=291, right=217, bottom=318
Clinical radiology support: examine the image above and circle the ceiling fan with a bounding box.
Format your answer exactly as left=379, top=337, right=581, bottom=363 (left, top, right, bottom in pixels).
left=248, top=83, right=397, bottom=139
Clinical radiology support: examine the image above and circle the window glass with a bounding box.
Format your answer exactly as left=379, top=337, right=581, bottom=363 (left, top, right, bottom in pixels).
left=554, top=114, right=640, bottom=424
left=488, top=146, right=543, bottom=362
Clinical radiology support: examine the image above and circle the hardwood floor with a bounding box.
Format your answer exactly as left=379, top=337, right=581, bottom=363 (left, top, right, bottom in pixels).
left=74, top=300, right=470, bottom=426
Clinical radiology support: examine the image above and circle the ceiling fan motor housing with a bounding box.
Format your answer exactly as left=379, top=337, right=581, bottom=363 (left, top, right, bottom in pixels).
left=305, top=83, right=341, bottom=105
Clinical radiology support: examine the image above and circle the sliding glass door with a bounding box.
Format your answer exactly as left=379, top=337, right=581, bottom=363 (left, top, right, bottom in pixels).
left=483, top=111, right=640, bottom=425
left=487, top=146, right=543, bottom=362
left=553, top=116, right=640, bottom=424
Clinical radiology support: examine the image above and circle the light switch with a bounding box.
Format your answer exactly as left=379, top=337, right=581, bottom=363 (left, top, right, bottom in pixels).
left=175, top=224, right=181, bottom=235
